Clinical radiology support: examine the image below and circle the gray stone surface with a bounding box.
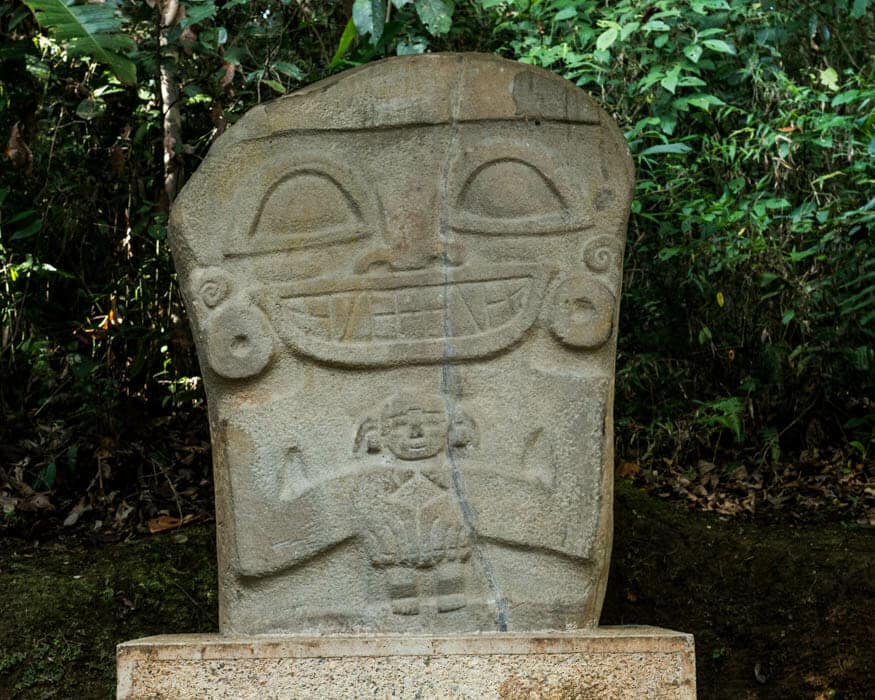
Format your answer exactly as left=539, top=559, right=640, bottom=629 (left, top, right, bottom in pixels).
left=169, top=52, right=634, bottom=634
left=117, top=628, right=696, bottom=699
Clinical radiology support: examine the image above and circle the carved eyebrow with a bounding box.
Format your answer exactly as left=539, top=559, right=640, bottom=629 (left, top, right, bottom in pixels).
left=458, top=157, right=568, bottom=212
left=450, top=152, right=591, bottom=236
left=224, top=163, right=371, bottom=257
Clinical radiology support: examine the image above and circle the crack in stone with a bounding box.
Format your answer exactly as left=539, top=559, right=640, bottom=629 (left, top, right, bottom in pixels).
left=438, top=56, right=509, bottom=632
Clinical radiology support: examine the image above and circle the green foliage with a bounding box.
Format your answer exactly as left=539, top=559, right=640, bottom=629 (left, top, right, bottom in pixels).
left=480, top=0, right=875, bottom=465
left=347, top=0, right=456, bottom=59
left=23, top=0, right=136, bottom=84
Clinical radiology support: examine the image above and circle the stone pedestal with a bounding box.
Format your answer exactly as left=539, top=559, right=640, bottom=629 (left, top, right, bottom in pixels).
left=117, top=627, right=695, bottom=699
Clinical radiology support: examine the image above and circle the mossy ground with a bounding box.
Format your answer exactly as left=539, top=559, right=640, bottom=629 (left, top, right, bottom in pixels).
left=0, top=528, right=218, bottom=699
left=1, top=481, right=872, bottom=699
left=605, top=481, right=875, bottom=699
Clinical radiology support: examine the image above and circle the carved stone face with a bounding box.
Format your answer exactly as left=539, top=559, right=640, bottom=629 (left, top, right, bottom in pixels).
left=170, top=54, right=633, bottom=635
left=381, top=395, right=447, bottom=461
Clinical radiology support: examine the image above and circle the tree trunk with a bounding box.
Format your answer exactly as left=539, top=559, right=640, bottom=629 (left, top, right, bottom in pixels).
left=159, top=0, right=182, bottom=205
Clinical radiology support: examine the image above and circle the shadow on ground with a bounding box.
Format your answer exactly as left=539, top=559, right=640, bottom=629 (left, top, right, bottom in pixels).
left=1, top=479, right=873, bottom=698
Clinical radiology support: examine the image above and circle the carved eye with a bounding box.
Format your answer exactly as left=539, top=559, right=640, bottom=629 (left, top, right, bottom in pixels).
left=452, top=158, right=586, bottom=235
left=244, top=169, right=365, bottom=253
left=460, top=159, right=565, bottom=219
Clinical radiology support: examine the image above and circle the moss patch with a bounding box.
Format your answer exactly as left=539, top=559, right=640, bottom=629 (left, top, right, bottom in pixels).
left=0, top=528, right=217, bottom=698
left=604, top=479, right=875, bottom=699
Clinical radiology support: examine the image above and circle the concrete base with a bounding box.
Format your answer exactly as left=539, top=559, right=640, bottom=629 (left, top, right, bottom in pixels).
left=117, top=627, right=695, bottom=699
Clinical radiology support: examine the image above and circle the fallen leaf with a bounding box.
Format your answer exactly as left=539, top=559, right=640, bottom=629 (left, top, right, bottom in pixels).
left=17, top=492, right=54, bottom=511
left=147, top=513, right=194, bottom=534
left=148, top=515, right=183, bottom=533
left=5, top=123, right=32, bottom=173
left=754, top=661, right=768, bottom=684
left=210, top=100, right=227, bottom=139
left=617, top=461, right=640, bottom=478
left=219, top=62, right=235, bottom=91
left=63, top=498, right=91, bottom=527
left=0, top=493, right=18, bottom=515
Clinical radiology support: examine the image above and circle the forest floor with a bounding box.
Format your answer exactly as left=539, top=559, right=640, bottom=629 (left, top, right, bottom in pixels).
left=0, top=479, right=872, bottom=699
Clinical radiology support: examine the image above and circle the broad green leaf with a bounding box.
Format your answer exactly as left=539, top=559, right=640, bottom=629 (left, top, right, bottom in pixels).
left=687, top=93, right=725, bottom=109
left=75, top=97, right=105, bottom=119
left=554, top=7, right=576, bottom=21
left=181, top=3, right=217, bottom=27
left=262, top=79, right=285, bottom=94
left=639, top=143, right=692, bottom=156
left=702, top=38, right=736, bottom=55
left=397, top=40, right=427, bottom=55
left=683, top=43, right=703, bottom=63
left=24, top=0, right=137, bottom=84
left=34, top=462, right=56, bottom=490
left=659, top=113, right=677, bottom=135
left=11, top=218, right=42, bottom=241
left=660, top=64, right=682, bottom=94
left=851, top=0, right=870, bottom=18
left=643, top=19, right=670, bottom=31
left=818, top=67, right=839, bottom=91
left=7, top=209, right=37, bottom=225
left=415, top=0, right=454, bottom=36
left=677, top=76, right=707, bottom=87
left=619, top=21, right=639, bottom=40
left=831, top=90, right=859, bottom=107
left=658, top=246, right=683, bottom=261
left=329, top=17, right=357, bottom=69
left=596, top=26, right=618, bottom=51
left=353, top=0, right=386, bottom=44
left=273, top=61, right=303, bottom=80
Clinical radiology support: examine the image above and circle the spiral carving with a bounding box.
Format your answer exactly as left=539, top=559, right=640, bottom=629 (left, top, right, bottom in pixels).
left=192, top=267, right=232, bottom=309
left=583, top=235, right=623, bottom=274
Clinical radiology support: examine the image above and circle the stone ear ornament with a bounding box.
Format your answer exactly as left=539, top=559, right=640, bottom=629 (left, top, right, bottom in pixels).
left=190, top=267, right=275, bottom=380
left=205, top=302, right=275, bottom=380
left=548, top=274, right=615, bottom=349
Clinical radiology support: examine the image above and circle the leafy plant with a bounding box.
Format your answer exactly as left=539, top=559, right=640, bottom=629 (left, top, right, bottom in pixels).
left=23, top=0, right=136, bottom=84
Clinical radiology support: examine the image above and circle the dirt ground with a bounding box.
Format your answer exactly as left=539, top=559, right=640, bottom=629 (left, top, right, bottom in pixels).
left=1, top=478, right=873, bottom=699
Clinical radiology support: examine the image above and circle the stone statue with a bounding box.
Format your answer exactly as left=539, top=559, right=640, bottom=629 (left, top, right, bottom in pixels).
left=169, top=53, right=634, bottom=634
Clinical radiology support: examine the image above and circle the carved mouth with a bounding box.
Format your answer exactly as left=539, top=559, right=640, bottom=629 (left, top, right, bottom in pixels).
left=260, top=264, right=548, bottom=366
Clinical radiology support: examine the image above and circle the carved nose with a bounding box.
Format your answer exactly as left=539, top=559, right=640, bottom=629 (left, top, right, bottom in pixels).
left=354, top=241, right=465, bottom=274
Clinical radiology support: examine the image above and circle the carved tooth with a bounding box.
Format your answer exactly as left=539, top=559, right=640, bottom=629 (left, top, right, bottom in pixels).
left=457, top=283, right=489, bottom=332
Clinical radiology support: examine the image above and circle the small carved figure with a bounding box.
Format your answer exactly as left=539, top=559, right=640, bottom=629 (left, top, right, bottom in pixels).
left=356, top=393, right=477, bottom=615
